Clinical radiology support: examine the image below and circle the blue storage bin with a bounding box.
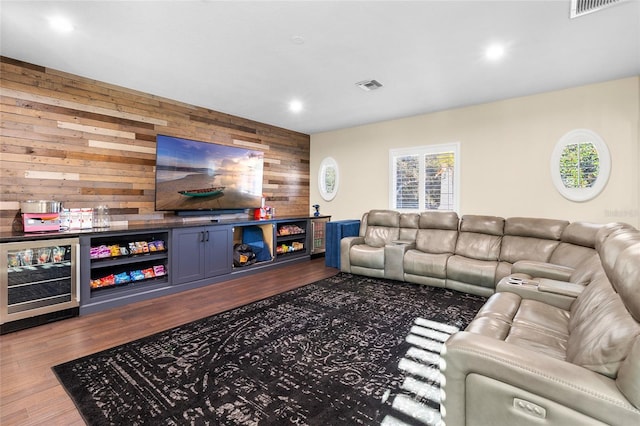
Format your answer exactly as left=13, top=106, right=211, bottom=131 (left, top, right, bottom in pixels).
left=325, top=220, right=361, bottom=268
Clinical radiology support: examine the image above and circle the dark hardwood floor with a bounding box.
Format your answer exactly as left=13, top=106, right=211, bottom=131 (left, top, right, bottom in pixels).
left=0, top=258, right=338, bottom=425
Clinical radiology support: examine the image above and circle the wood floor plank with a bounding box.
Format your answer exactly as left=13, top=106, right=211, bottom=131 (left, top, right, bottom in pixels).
left=0, top=258, right=338, bottom=425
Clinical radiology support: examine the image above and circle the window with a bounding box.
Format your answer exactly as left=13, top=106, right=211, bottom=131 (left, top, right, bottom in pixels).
left=551, top=129, right=610, bottom=202
left=389, top=142, right=460, bottom=212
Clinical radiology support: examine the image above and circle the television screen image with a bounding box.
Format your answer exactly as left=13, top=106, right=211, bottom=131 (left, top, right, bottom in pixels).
left=155, top=135, right=264, bottom=212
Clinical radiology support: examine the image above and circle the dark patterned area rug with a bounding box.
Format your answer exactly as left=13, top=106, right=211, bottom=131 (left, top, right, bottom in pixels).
left=53, top=273, right=486, bottom=425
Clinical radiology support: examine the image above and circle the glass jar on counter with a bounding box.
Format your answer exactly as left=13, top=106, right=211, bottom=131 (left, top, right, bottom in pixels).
left=93, top=205, right=110, bottom=229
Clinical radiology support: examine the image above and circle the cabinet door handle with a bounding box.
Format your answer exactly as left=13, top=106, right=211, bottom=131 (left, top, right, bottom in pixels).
left=205, top=231, right=210, bottom=241
left=200, top=231, right=205, bottom=242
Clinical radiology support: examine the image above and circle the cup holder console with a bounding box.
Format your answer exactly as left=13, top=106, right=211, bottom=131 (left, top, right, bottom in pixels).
left=507, top=277, right=538, bottom=286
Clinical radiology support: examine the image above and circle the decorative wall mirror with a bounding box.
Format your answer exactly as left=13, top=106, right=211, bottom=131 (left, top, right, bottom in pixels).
left=318, top=157, right=339, bottom=201
left=550, top=129, right=611, bottom=202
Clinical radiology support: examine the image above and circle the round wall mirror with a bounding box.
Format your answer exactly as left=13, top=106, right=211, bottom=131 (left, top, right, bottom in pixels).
left=318, top=157, right=339, bottom=201
left=550, top=129, right=611, bottom=202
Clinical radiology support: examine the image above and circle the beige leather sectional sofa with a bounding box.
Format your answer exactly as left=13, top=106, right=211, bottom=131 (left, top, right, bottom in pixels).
left=340, top=210, right=640, bottom=426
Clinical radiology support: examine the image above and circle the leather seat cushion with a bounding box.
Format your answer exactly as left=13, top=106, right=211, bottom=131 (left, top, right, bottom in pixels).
left=447, top=255, right=497, bottom=287
left=403, top=249, right=450, bottom=278
left=505, top=325, right=568, bottom=360
left=512, top=299, right=570, bottom=336
left=350, top=244, right=385, bottom=269
left=473, top=291, right=520, bottom=323
left=466, top=292, right=570, bottom=360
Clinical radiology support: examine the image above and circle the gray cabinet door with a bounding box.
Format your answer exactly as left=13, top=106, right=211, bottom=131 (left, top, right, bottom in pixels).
left=171, top=227, right=206, bottom=285
left=203, top=226, right=232, bottom=278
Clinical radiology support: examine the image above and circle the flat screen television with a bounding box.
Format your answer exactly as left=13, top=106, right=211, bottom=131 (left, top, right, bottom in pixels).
left=155, top=134, right=264, bottom=213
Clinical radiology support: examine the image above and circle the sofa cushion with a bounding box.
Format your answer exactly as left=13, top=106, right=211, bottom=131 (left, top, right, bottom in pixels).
left=403, top=250, right=449, bottom=278
left=363, top=210, right=400, bottom=248
left=349, top=245, right=385, bottom=269
left=415, top=229, right=458, bottom=254
left=505, top=325, right=568, bottom=360
left=415, top=211, right=459, bottom=254
left=568, top=274, right=640, bottom=378
left=455, top=232, right=502, bottom=261
left=447, top=256, right=498, bottom=288
left=616, top=338, right=640, bottom=410
left=560, top=221, right=602, bottom=248
left=398, top=213, right=419, bottom=241
left=599, top=228, right=640, bottom=284
left=504, top=217, right=568, bottom=240
left=460, top=215, right=504, bottom=236
left=499, top=235, right=559, bottom=264
left=611, top=243, right=640, bottom=321
left=466, top=292, right=570, bottom=360
left=499, top=217, right=566, bottom=265
left=511, top=299, right=570, bottom=337
left=568, top=253, right=601, bottom=285
left=549, top=242, right=597, bottom=269
left=473, top=291, right=520, bottom=323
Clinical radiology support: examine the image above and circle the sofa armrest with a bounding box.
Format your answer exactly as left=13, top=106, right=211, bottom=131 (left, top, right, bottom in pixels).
left=340, top=236, right=365, bottom=273
left=537, top=278, right=585, bottom=298
left=496, top=277, right=577, bottom=310
left=441, top=332, right=640, bottom=426
left=383, top=241, right=416, bottom=281
left=512, top=260, right=573, bottom=281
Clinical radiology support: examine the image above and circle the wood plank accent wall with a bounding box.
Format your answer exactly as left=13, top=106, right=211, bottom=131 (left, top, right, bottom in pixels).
left=0, top=57, right=310, bottom=233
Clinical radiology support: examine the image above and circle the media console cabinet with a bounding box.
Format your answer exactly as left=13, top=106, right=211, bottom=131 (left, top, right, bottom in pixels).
left=0, top=216, right=329, bottom=328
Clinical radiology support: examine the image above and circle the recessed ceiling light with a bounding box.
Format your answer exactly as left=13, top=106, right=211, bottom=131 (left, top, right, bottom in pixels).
left=291, top=35, right=305, bottom=45
left=289, top=100, right=303, bottom=113
left=485, top=44, right=505, bottom=60
left=48, top=16, right=74, bottom=33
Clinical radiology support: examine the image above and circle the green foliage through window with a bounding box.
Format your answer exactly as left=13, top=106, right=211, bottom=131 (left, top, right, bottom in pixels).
left=559, top=142, right=599, bottom=189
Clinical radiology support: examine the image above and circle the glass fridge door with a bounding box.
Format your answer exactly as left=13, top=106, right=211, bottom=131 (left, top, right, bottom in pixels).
left=1, top=238, right=79, bottom=323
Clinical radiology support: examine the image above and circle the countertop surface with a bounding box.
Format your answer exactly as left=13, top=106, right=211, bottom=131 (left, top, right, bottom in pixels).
left=0, top=215, right=330, bottom=243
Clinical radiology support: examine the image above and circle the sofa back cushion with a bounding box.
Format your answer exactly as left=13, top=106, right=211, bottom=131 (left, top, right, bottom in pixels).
left=568, top=274, right=640, bottom=378
left=568, top=253, right=601, bottom=285
left=455, top=215, right=504, bottom=261
left=549, top=243, right=597, bottom=269
left=504, top=217, right=568, bottom=240
left=415, top=211, right=459, bottom=254
left=611, top=243, right=640, bottom=322
left=363, top=210, right=400, bottom=248
left=499, top=217, right=566, bottom=264
left=560, top=222, right=602, bottom=248
left=595, top=222, right=637, bottom=252
left=617, top=338, right=640, bottom=409
left=598, top=228, right=640, bottom=283
left=399, top=213, right=419, bottom=242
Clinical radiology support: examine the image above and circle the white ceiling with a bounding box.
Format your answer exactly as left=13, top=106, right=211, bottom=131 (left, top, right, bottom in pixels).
left=1, top=1, right=639, bottom=135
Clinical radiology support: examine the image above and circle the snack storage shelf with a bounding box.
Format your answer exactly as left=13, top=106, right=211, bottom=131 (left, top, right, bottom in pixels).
left=275, top=220, right=309, bottom=260
left=80, top=230, right=170, bottom=314
left=90, top=251, right=168, bottom=269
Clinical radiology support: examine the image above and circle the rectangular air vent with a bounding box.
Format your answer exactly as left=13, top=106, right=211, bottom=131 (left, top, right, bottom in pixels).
left=356, top=80, right=383, bottom=91
left=570, top=0, right=624, bottom=18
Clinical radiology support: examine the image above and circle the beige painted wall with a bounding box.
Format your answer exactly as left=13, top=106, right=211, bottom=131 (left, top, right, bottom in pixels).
left=310, top=77, right=640, bottom=227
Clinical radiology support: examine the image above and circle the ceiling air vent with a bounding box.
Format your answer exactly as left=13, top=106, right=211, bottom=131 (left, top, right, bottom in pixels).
left=356, top=79, right=383, bottom=91
left=570, top=0, right=624, bottom=18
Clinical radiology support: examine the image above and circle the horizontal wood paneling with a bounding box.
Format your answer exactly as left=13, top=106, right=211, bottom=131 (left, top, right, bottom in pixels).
left=0, top=57, right=311, bottom=232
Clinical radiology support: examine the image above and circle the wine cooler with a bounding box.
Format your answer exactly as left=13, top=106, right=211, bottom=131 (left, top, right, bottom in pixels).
left=1, top=237, right=80, bottom=334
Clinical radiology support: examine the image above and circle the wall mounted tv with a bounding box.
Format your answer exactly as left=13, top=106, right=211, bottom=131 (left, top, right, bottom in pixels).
left=155, top=134, right=264, bottom=214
